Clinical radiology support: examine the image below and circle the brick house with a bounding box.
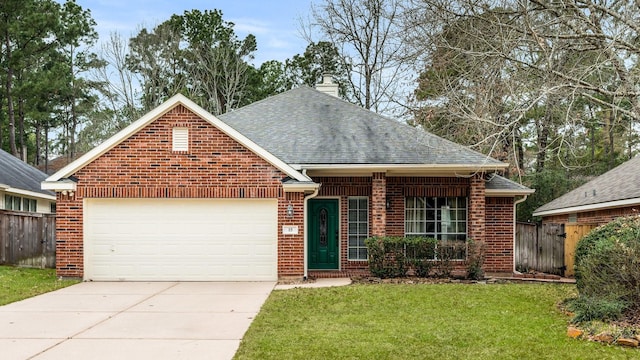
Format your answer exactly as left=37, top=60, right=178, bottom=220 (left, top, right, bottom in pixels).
left=42, top=79, right=533, bottom=281
left=533, top=155, right=640, bottom=225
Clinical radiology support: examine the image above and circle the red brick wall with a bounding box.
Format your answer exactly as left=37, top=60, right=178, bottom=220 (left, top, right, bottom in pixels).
left=311, top=176, right=513, bottom=274
left=55, top=105, right=299, bottom=278
left=468, top=174, right=486, bottom=244
left=371, top=172, right=387, bottom=237
left=485, top=197, right=514, bottom=273
left=280, top=192, right=305, bottom=276
left=542, top=205, right=640, bottom=226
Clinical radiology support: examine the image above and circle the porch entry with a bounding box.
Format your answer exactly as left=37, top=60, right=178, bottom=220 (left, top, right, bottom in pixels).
left=308, top=199, right=339, bottom=269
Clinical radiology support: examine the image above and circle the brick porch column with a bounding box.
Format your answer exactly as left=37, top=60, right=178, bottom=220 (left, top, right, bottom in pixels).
left=468, top=173, right=486, bottom=242
left=371, top=172, right=387, bottom=236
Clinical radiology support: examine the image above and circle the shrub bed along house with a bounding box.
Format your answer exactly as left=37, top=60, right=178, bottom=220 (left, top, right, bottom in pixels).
left=364, top=236, right=485, bottom=280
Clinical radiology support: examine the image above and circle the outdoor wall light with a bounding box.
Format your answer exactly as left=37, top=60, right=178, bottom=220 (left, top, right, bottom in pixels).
left=386, top=197, right=391, bottom=210
left=286, top=204, right=294, bottom=217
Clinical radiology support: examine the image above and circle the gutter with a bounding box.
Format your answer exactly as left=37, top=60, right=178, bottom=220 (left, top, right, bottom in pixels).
left=533, top=197, right=640, bottom=217
left=513, top=195, right=529, bottom=273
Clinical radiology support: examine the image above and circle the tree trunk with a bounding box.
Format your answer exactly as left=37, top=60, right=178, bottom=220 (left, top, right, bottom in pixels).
left=5, top=29, right=18, bottom=157
left=536, top=99, right=554, bottom=172
left=18, top=96, right=25, bottom=160
left=34, top=123, right=41, bottom=166
left=44, top=124, right=49, bottom=174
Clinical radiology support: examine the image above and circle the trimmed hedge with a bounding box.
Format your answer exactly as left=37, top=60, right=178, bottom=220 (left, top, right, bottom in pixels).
left=365, top=236, right=484, bottom=279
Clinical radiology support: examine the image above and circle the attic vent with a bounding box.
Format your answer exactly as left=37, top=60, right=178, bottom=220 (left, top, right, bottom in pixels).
left=172, top=127, right=189, bottom=151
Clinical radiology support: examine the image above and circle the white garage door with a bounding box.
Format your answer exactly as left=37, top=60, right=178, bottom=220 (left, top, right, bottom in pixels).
left=84, top=198, right=278, bottom=281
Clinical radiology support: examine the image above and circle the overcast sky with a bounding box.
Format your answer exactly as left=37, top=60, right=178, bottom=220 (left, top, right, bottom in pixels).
left=67, top=0, right=317, bottom=65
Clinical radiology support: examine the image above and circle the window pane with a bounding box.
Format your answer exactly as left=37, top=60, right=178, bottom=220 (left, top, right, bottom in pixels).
left=358, top=248, right=368, bottom=260
left=426, top=222, right=435, bottom=233
left=406, top=197, right=414, bottom=208
left=426, top=197, right=435, bottom=208
left=349, top=198, right=358, bottom=209
left=348, top=197, right=368, bottom=261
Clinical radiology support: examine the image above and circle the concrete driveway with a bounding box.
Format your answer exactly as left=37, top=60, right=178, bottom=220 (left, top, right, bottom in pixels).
left=0, top=281, right=274, bottom=360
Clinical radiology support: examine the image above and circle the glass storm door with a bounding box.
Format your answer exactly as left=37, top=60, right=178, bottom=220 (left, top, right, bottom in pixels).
left=308, top=199, right=339, bottom=269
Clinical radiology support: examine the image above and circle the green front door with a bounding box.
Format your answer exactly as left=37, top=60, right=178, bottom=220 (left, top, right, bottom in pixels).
left=308, top=199, right=339, bottom=270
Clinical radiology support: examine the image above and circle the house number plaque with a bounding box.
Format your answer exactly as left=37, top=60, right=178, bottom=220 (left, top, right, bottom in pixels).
left=282, top=225, right=299, bottom=235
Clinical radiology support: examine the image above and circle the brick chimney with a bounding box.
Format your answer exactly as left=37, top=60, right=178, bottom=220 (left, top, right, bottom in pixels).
left=316, top=74, right=339, bottom=97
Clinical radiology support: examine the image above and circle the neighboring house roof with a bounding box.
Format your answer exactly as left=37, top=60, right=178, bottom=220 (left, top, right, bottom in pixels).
left=0, top=149, right=55, bottom=199
left=219, top=86, right=506, bottom=169
left=486, top=175, right=535, bottom=196
left=533, top=155, right=640, bottom=217
left=37, top=153, right=85, bottom=175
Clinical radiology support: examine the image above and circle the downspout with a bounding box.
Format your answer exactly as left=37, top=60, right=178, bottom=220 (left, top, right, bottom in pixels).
left=302, top=169, right=320, bottom=280
left=513, top=195, right=529, bottom=273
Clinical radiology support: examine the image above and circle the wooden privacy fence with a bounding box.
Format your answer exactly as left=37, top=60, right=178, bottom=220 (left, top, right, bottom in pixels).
left=515, top=222, right=565, bottom=276
left=563, top=224, right=597, bottom=277
left=0, top=210, right=56, bottom=268
left=515, top=222, right=597, bottom=277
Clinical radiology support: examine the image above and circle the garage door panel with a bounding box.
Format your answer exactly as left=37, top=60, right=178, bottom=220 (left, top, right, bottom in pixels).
left=84, top=198, right=278, bottom=281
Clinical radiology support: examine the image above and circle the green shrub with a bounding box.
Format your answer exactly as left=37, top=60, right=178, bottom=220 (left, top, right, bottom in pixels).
left=465, top=239, right=485, bottom=280
left=365, top=236, right=407, bottom=278
left=565, top=295, right=627, bottom=323
left=572, top=215, right=640, bottom=321
left=405, top=236, right=437, bottom=277
left=365, top=237, right=484, bottom=279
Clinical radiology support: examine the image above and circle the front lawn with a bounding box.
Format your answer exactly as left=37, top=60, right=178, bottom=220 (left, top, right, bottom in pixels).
left=0, top=266, right=79, bottom=306
left=235, top=283, right=635, bottom=359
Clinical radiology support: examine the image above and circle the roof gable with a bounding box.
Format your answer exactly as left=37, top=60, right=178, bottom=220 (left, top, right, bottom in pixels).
left=0, top=149, right=54, bottom=198
left=533, top=155, right=640, bottom=216
left=219, top=86, right=507, bottom=170
left=44, top=94, right=310, bottom=188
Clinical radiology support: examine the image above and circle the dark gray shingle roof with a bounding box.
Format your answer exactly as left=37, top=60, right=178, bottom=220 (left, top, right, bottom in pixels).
left=486, top=175, right=533, bottom=193
left=219, top=86, right=505, bottom=166
left=534, top=155, right=640, bottom=214
left=0, top=149, right=54, bottom=196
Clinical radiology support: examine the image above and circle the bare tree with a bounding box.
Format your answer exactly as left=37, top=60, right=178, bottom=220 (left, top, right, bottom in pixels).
left=306, top=0, right=407, bottom=114
left=93, top=32, right=141, bottom=122
left=402, top=0, right=640, bottom=175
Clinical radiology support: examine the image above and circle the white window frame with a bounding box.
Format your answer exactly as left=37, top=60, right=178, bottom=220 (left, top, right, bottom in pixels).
left=348, top=196, right=369, bottom=261
left=172, top=127, right=189, bottom=151
left=4, top=194, right=36, bottom=212
left=405, top=196, right=468, bottom=259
